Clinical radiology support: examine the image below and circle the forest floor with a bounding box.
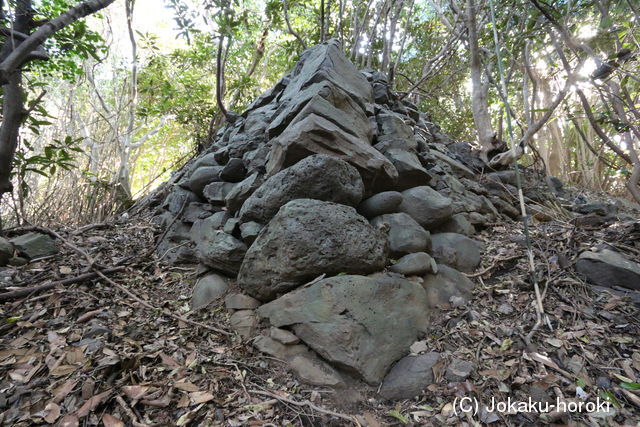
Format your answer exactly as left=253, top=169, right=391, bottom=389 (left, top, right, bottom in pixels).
left=1, top=206, right=639, bottom=426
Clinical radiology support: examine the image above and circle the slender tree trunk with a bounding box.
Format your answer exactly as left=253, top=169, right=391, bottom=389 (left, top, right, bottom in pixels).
left=116, top=0, right=137, bottom=200
left=465, top=0, right=495, bottom=162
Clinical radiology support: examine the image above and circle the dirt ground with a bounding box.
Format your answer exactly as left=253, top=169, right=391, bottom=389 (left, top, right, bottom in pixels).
left=1, top=205, right=639, bottom=426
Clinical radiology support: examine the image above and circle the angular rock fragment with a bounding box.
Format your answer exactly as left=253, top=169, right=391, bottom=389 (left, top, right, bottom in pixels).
left=189, top=166, right=222, bottom=195
left=229, top=310, right=258, bottom=339
left=257, top=274, right=428, bottom=384
left=10, top=232, right=58, bottom=259
left=290, top=353, right=345, bottom=387
left=576, top=249, right=640, bottom=291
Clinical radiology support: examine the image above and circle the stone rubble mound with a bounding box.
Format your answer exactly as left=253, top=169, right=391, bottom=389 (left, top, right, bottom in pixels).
left=149, top=40, right=640, bottom=398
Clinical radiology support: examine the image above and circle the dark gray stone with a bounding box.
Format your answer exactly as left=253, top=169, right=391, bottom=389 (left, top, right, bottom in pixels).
left=0, top=237, right=13, bottom=266
left=191, top=273, right=229, bottom=310
left=203, top=182, right=236, bottom=205
left=266, top=113, right=397, bottom=192
left=376, top=111, right=415, bottom=143
left=240, top=221, right=263, bottom=245
left=576, top=249, right=640, bottom=291
left=240, top=154, right=364, bottom=223
left=192, top=152, right=218, bottom=169
left=225, top=173, right=263, bottom=213
left=398, top=186, right=453, bottom=229
left=434, top=213, right=476, bottom=236
left=278, top=39, right=374, bottom=110
left=182, top=202, right=216, bottom=223
left=430, top=233, right=482, bottom=273
left=195, top=231, right=247, bottom=275
left=422, top=264, right=475, bottom=308
left=10, top=233, right=58, bottom=259
left=223, top=218, right=241, bottom=235
left=390, top=252, right=437, bottom=276
left=379, top=352, right=442, bottom=400
left=189, top=166, right=223, bottom=195
left=371, top=213, right=430, bottom=256
left=164, top=187, right=200, bottom=214
left=257, top=274, right=429, bottom=384
left=384, top=149, right=430, bottom=190
left=238, top=199, right=388, bottom=301
left=220, top=158, right=247, bottom=183
left=357, top=191, right=403, bottom=218
left=445, top=358, right=475, bottom=382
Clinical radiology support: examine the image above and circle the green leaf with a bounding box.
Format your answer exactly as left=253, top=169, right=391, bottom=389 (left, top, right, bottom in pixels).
left=620, top=382, right=640, bottom=391
left=386, top=410, right=409, bottom=424
left=599, top=389, right=621, bottom=408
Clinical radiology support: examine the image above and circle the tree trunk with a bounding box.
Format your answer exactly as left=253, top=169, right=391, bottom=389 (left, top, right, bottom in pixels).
left=0, top=0, right=32, bottom=194
left=465, top=0, right=496, bottom=162
left=0, top=0, right=116, bottom=195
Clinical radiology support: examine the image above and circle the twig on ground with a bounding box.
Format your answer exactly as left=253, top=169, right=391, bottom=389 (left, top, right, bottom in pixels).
left=93, top=270, right=231, bottom=337
left=465, top=254, right=522, bottom=278
left=0, top=266, right=125, bottom=301
left=249, top=390, right=356, bottom=424
left=115, top=394, right=147, bottom=427
left=72, top=223, right=112, bottom=236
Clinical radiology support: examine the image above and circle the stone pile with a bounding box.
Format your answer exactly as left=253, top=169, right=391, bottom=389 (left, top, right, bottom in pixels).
left=150, top=40, right=640, bottom=398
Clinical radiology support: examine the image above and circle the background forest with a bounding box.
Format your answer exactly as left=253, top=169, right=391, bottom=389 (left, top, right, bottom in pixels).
left=0, top=0, right=638, bottom=227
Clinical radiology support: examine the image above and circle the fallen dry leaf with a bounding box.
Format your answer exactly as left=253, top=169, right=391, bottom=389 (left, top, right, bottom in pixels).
left=75, top=389, right=112, bottom=418
left=102, top=413, right=126, bottom=427
left=189, top=391, right=214, bottom=404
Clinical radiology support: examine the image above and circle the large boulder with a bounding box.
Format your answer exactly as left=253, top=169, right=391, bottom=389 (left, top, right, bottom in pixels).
left=240, top=154, right=364, bottom=223
left=430, top=233, right=482, bottom=273
left=576, top=249, right=640, bottom=291
left=257, top=274, right=429, bottom=384
left=398, top=186, right=453, bottom=229
left=238, top=199, right=388, bottom=301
